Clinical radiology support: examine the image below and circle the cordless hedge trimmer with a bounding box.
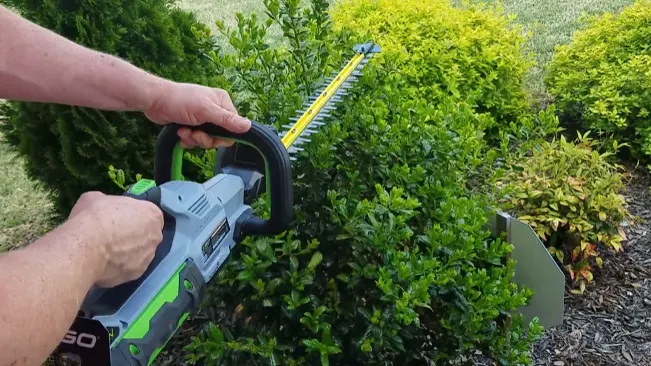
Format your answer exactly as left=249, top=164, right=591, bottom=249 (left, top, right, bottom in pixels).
left=50, top=41, right=381, bottom=366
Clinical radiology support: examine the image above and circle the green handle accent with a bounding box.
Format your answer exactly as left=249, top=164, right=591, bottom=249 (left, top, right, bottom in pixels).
left=153, top=122, right=293, bottom=238
left=111, top=261, right=206, bottom=365
left=126, top=179, right=157, bottom=195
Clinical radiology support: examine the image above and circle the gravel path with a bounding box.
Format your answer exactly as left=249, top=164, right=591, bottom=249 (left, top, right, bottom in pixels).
left=532, top=167, right=651, bottom=365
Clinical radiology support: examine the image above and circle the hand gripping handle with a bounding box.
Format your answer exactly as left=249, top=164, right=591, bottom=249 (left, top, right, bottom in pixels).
left=154, top=122, right=293, bottom=237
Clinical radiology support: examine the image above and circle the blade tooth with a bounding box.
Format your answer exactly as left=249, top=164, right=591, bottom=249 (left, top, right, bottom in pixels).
left=289, top=156, right=297, bottom=161
left=282, top=124, right=296, bottom=129
left=303, top=128, right=319, bottom=135
left=289, top=117, right=299, bottom=121
left=296, top=137, right=311, bottom=144
left=330, top=96, right=343, bottom=103
left=309, top=121, right=326, bottom=126
left=288, top=146, right=304, bottom=154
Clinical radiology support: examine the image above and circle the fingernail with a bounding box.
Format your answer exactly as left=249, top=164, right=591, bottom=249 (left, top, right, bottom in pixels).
left=239, top=118, right=252, bottom=131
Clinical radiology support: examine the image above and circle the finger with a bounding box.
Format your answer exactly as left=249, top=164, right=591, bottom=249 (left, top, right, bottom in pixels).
left=177, top=128, right=195, bottom=148
left=213, top=138, right=234, bottom=148
left=178, top=128, right=236, bottom=149
left=215, top=89, right=239, bottom=115
left=191, top=130, right=217, bottom=149
left=204, top=105, right=251, bottom=133
left=179, top=136, right=197, bottom=149
left=177, top=127, right=192, bottom=140
left=178, top=128, right=205, bottom=149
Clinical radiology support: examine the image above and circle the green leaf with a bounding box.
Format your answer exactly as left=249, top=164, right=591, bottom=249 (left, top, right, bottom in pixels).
left=308, top=252, right=323, bottom=270
left=320, top=353, right=329, bottom=366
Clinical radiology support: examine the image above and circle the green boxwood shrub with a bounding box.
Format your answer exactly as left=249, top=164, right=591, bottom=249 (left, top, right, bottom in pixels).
left=109, top=0, right=548, bottom=364
left=0, top=0, right=218, bottom=216
left=545, top=0, right=651, bottom=160
left=183, top=71, right=542, bottom=365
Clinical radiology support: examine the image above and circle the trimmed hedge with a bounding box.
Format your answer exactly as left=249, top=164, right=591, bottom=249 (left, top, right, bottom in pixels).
left=171, top=1, right=544, bottom=365
left=103, top=0, right=559, bottom=364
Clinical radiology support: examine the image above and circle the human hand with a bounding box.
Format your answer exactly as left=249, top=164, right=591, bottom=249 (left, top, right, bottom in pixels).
left=144, top=81, right=251, bottom=149
left=68, top=191, right=164, bottom=288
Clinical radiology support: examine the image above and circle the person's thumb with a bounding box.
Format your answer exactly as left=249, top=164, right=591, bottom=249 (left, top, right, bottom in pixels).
left=206, top=105, right=251, bottom=133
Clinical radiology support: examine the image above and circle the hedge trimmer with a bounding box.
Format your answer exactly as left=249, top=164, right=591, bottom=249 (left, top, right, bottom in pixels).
left=50, top=41, right=381, bottom=366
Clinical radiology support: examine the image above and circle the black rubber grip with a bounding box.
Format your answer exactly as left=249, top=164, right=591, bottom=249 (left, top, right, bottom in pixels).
left=153, top=122, right=293, bottom=237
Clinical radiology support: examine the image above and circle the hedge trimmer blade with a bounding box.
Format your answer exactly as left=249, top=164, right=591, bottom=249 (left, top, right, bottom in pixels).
left=212, top=42, right=381, bottom=203
left=280, top=41, right=382, bottom=159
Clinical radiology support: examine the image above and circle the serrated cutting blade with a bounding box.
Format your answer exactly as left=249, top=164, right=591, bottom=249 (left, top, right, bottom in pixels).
left=279, top=41, right=381, bottom=156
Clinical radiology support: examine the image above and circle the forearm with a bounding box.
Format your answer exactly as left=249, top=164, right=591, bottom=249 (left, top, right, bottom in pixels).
left=0, top=216, right=106, bottom=366
left=0, top=5, right=169, bottom=111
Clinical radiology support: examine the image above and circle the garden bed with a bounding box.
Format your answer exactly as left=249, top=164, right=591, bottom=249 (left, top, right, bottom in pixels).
left=157, top=168, right=651, bottom=366
left=532, top=166, right=651, bottom=365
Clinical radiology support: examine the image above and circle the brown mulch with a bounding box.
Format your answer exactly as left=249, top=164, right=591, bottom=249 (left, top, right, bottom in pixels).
left=532, top=167, right=651, bottom=366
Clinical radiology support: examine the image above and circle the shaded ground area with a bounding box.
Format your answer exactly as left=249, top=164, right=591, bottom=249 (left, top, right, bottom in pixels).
left=532, top=167, right=651, bottom=365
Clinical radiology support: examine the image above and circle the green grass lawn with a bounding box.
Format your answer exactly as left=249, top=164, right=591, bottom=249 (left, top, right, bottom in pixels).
left=0, top=0, right=636, bottom=250
left=176, top=0, right=285, bottom=46
left=490, top=0, right=634, bottom=96
left=0, top=134, right=54, bottom=252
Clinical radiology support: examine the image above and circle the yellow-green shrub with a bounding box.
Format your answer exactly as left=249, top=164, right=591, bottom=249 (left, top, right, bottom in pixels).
left=545, top=0, right=651, bottom=160
left=498, top=132, right=632, bottom=293
left=330, top=0, right=533, bottom=127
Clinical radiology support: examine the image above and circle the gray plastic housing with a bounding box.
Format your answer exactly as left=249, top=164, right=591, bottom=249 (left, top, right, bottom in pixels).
left=92, top=172, right=249, bottom=347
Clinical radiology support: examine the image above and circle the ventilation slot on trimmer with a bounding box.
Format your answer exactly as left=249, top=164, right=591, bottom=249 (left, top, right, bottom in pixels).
left=189, top=193, right=209, bottom=216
